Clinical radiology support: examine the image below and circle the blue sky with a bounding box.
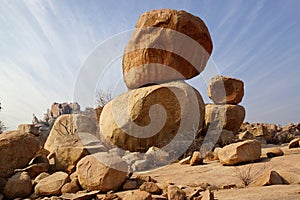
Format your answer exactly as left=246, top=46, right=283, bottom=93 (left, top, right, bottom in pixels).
left=0, top=0, right=299, bottom=129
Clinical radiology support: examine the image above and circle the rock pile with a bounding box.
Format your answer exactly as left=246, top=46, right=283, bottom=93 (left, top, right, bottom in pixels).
left=239, top=122, right=300, bottom=144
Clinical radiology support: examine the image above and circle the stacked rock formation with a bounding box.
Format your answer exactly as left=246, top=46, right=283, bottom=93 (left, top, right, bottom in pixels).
left=100, top=9, right=213, bottom=155
left=205, top=75, right=246, bottom=147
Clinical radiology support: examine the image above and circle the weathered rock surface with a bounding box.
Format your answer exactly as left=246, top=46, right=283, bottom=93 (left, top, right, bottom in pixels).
left=288, top=138, right=300, bottom=148
left=266, top=148, right=284, bottom=158
left=18, top=124, right=40, bottom=136
left=123, top=9, right=213, bottom=89
left=0, top=130, right=41, bottom=178
left=207, top=76, right=244, bottom=104
left=167, top=185, right=186, bottom=200
left=34, top=171, right=69, bottom=196
left=252, top=171, right=283, bottom=186
left=218, top=130, right=235, bottom=147
left=123, top=190, right=152, bottom=200
left=14, top=163, right=48, bottom=179
left=61, top=190, right=99, bottom=200
left=76, top=153, right=128, bottom=192
left=201, top=189, right=214, bottom=200
left=190, top=151, right=203, bottom=166
left=100, top=81, right=205, bottom=153
left=61, top=179, right=80, bottom=194
left=140, top=182, right=162, bottom=194
left=218, top=140, right=261, bottom=165
left=3, top=172, right=32, bottom=199
left=238, top=131, right=254, bottom=140
left=44, top=114, right=102, bottom=173
left=205, top=104, right=245, bottom=133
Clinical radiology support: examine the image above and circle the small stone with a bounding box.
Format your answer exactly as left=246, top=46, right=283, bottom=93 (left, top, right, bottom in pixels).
left=238, top=131, right=254, bottom=140
left=179, top=156, right=191, bottom=165
left=167, top=185, right=186, bottom=200
left=266, top=148, right=284, bottom=158
left=190, top=151, right=204, bottom=166
left=33, top=172, right=50, bottom=185
left=201, top=189, right=214, bottom=200
left=122, top=179, right=138, bottom=190
left=151, top=194, right=168, bottom=200
left=140, top=182, right=162, bottom=194
left=288, top=138, right=300, bottom=148
left=136, top=175, right=157, bottom=186
left=61, top=180, right=80, bottom=194
left=123, top=191, right=152, bottom=200
left=61, top=190, right=99, bottom=200
left=252, top=171, right=283, bottom=186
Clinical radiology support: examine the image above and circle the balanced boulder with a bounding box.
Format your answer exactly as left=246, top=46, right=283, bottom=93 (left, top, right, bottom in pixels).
left=76, top=153, right=128, bottom=192
left=100, top=81, right=205, bottom=152
left=207, top=75, right=244, bottom=104
left=123, top=9, right=213, bottom=89
left=205, top=104, right=245, bottom=133
left=0, top=130, right=41, bottom=178
left=218, top=140, right=261, bottom=165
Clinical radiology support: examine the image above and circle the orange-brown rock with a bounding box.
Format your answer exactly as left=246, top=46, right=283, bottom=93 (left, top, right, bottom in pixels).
left=218, top=140, right=261, bottom=165
left=207, top=76, right=244, bottom=104
left=0, top=130, right=41, bottom=178
left=205, top=104, right=245, bottom=133
left=123, top=9, right=213, bottom=89
left=76, top=153, right=128, bottom=192
left=100, top=81, right=205, bottom=152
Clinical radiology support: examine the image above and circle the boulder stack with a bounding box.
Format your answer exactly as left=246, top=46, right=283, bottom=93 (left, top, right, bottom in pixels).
left=100, top=9, right=212, bottom=158
left=205, top=75, right=246, bottom=147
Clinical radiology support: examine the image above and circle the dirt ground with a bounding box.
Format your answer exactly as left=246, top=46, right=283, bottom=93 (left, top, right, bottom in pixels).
left=133, top=144, right=300, bottom=200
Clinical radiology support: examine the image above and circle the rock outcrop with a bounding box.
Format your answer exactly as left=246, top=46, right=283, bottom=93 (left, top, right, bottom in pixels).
left=123, top=9, right=213, bottom=89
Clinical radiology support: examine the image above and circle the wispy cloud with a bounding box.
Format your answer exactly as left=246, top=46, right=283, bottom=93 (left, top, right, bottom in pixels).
left=0, top=0, right=299, bottom=129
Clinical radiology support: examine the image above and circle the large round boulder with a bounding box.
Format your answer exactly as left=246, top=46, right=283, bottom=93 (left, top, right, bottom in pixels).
left=123, top=9, right=213, bottom=89
left=207, top=75, right=244, bottom=104
left=0, top=130, right=41, bottom=178
left=100, top=81, right=205, bottom=152
left=205, top=104, right=245, bottom=133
